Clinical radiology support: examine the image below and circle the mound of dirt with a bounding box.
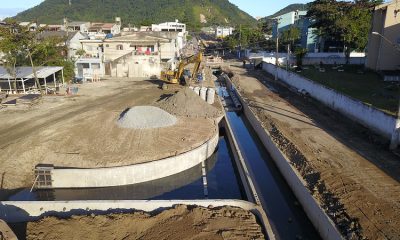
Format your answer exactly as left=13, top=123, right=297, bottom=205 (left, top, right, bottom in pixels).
left=26, top=205, right=265, bottom=240
left=117, top=106, right=177, bottom=129
left=156, top=87, right=222, bottom=119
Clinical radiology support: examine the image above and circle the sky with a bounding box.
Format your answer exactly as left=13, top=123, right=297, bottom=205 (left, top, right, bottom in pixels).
left=0, top=0, right=311, bottom=20
left=229, top=0, right=311, bottom=18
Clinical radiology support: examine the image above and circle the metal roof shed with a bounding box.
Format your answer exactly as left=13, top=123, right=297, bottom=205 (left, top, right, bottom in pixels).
left=0, top=66, right=64, bottom=94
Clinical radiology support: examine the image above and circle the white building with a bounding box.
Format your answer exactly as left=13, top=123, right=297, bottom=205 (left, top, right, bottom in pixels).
left=76, top=39, right=105, bottom=81
left=65, top=21, right=90, bottom=33
left=215, top=27, right=234, bottom=38
left=152, top=20, right=186, bottom=33
left=19, top=22, right=37, bottom=31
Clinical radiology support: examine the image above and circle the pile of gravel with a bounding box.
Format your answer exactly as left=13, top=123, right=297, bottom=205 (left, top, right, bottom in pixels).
left=156, top=87, right=222, bottom=118
left=117, top=106, right=177, bottom=129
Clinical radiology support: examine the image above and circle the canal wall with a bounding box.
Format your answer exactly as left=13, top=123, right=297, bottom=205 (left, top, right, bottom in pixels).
left=221, top=117, right=277, bottom=240
left=44, top=131, right=219, bottom=188
left=224, top=75, right=343, bottom=240
left=0, top=199, right=274, bottom=239
left=262, top=62, right=397, bottom=141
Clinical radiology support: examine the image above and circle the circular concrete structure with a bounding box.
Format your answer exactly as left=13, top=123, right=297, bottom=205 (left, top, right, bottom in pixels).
left=45, top=132, right=219, bottom=188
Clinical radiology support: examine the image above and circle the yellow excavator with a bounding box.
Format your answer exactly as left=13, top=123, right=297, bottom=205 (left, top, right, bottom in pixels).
left=161, top=51, right=203, bottom=85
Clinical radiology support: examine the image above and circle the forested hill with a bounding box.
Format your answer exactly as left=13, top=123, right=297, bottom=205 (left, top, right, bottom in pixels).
left=14, top=0, right=256, bottom=30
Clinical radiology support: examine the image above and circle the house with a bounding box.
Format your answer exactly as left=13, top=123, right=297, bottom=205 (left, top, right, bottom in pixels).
left=79, top=39, right=103, bottom=58
left=19, top=22, right=37, bottom=31
left=89, top=23, right=121, bottom=35
left=65, top=20, right=90, bottom=33
left=152, top=20, right=186, bottom=33
left=102, top=32, right=182, bottom=78
left=38, top=31, right=88, bottom=60
left=366, top=0, right=400, bottom=71
left=87, top=17, right=121, bottom=36
left=201, top=27, right=215, bottom=35
left=140, top=26, right=151, bottom=32
left=76, top=39, right=105, bottom=80
left=45, top=25, right=64, bottom=31
left=215, top=27, right=234, bottom=38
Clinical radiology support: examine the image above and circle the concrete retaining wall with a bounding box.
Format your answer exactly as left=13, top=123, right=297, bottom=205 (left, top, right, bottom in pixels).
left=221, top=117, right=276, bottom=240
left=263, top=62, right=397, bottom=140
left=0, top=199, right=273, bottom=239
left=48, top=132, right=219, bottom=188
left=224, top=75, right=343, bottom=240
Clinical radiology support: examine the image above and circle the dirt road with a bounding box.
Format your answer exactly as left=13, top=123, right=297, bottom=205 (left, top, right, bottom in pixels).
left=224, top=62, right=400, bottom=239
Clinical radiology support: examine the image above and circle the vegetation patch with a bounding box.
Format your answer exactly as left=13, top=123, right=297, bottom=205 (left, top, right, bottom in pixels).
left=295, top=65, right=399, bottom=115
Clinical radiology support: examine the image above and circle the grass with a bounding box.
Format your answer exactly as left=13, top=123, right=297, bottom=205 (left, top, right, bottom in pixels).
left=293, top=65, right=399, bottom=116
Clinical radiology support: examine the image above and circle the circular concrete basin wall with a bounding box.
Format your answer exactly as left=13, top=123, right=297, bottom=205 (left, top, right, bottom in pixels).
left=47, top=132, right=219, bottom=188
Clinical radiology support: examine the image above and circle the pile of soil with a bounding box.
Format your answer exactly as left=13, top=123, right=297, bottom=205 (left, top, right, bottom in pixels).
left=26, top=205, right=264, bottom=240
left=156, top=87, right=222, bottom=119
left=117, top=106, right=177, bottom=129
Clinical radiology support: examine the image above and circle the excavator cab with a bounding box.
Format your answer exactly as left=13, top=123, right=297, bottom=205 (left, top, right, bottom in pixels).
left=160, top=70, right=178, bottom=84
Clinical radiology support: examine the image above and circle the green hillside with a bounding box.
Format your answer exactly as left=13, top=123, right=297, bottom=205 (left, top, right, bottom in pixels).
left=14, top=0, right=256, bottom=30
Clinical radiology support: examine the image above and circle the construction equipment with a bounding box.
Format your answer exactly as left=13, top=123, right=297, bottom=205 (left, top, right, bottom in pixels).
left=161, top=51, right=203, bottom=85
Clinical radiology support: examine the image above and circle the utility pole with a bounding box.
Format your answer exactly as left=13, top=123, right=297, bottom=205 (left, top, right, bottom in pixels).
left=287, top=44, right=290, bottom=71
left=274, top=18, right=281, bottom=81
left=239, top=24, right=242, bottom=59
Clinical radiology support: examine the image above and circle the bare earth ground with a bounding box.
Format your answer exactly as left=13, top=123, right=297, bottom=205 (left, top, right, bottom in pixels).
left=224, top=62, right=400, bottom=239
left=0, top=78, right=218, bottom=199
left=26, top=205, right=264, bottom=240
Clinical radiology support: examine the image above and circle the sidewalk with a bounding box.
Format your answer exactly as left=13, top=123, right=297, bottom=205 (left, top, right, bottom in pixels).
left=224, top=62, right=400, bottom=239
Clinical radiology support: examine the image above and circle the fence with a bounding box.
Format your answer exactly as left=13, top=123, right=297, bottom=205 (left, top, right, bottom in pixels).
left=262, top=62, right=397, bottom=141
left=245, top=50, right=366, bottom=65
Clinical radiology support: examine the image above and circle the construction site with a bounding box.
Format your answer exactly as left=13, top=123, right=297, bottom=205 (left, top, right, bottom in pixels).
left=0, top=39, right=400, bottom=240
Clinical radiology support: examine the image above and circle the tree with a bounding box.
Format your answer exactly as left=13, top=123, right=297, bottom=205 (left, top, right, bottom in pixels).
left=280, top=26, right=301, bottom=48
left=0, top=21, right=75, bottom=94
left=76, top=49, right=86, bottom=58
left=295, top=47, right=308, bottom=67
left=307, top=0, right=382, bottom=63
left=258, top=19, right=272, bottom=35
left=222, top=26, right=268, bottom=51
left=0, top=21, right=24, bottom=92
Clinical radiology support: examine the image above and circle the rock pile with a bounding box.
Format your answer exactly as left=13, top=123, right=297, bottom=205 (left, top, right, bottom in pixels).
left=117, top=106, right=177, bottom=129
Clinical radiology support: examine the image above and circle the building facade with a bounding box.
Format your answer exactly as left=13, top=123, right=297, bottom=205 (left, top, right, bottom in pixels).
left=102, top=32, right=181, bottom=78
left=272, top=10, right=319, bottom=52
left=366, top=0, right=400, bottom=71
left=152, top=20, right=186, bottom=33
left=215, top=27, right=234, bottom=38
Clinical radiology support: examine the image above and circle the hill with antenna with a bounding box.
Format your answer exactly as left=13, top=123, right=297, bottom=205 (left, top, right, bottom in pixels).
left=13, top=0, right=256, bottom=30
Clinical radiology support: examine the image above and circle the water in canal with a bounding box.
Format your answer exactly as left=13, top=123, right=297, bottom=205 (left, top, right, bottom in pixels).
left=8, top=136, right=244, bottom=201
left=226, top=111, right=321, bottom=240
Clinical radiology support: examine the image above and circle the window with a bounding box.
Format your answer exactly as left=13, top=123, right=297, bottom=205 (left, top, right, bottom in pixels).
left=81, top=63, right=90, bottom=69
left=117, top=44, right=123, bottom=50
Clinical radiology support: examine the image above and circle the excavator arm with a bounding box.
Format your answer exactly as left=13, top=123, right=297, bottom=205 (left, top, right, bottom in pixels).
left=161, top=51, right=203, bottom=85
left=175, top=52, right=203, bottom=83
